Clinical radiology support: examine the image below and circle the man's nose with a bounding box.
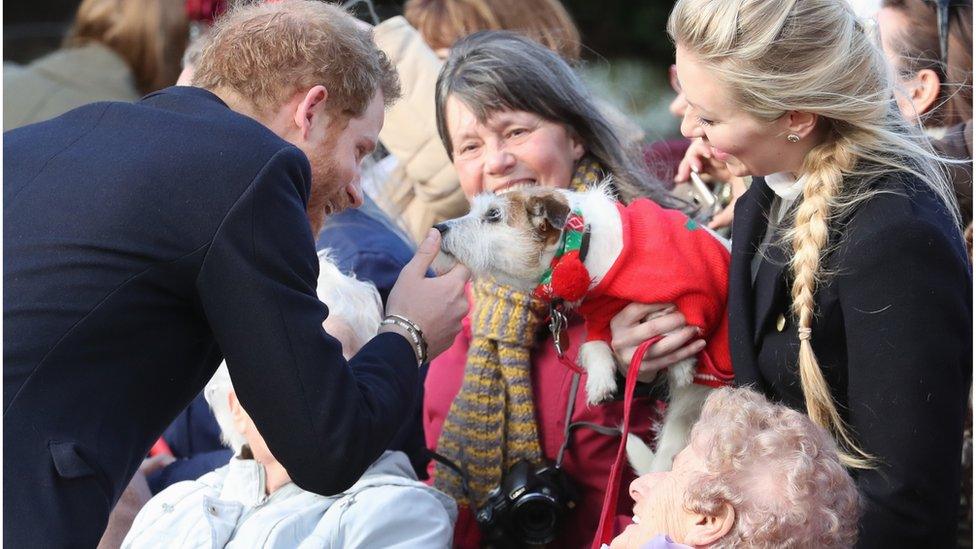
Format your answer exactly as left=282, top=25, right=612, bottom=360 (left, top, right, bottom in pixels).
left=346, top=178, right=364, bottom=209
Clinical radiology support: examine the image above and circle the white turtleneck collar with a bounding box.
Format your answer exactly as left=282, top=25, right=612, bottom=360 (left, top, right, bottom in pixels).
left=764, top=171, right=806, bottom=201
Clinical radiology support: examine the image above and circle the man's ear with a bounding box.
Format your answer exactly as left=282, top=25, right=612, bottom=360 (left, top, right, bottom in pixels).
left=528, top=193, right=571, bottom=231
left=909, top=68, right=942, bottom=118
left=293, top=85, right=330, bottom=141
left=683, top=502, right=735, bottom=547
left=784, top=110, right=819, bottom=140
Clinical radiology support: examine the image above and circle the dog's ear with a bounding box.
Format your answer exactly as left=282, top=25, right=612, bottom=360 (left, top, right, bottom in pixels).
left=527, top=193, right=570, bottom=231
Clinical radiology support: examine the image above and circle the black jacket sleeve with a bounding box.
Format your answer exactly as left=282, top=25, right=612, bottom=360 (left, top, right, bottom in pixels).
left=196, top=147, right=418, bottom=495
left=838, top=215, right=971, bottom=547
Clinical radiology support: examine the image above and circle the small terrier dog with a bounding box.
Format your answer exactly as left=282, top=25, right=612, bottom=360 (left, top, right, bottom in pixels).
left=433, top=185, right=733, bottom=473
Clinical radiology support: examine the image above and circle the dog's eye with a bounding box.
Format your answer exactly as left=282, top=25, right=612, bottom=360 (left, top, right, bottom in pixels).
left=484, top=207, right=502, bottom=223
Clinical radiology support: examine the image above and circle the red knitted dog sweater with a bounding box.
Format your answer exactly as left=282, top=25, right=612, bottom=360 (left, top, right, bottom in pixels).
left=576, top=199, right=733, bottom=387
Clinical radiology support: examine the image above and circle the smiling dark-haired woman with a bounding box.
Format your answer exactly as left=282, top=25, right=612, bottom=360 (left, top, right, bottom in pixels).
left=423, top=31, right=718, bottom=548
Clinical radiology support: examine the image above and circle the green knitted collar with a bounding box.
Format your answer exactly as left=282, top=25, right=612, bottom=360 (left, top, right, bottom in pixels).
left=534, top=209, right=590, bottom=301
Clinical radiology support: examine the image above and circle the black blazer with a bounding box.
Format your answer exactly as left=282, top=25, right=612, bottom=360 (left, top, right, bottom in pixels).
left=3, top=87, right=418, bottom=548
left=729, top=174, right=972, bottom=547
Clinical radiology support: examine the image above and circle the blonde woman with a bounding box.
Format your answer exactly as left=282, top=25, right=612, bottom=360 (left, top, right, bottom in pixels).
left=669, top=0, right=971, bottom=546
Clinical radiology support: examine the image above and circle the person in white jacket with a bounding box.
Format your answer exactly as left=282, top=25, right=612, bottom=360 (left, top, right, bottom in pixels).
left=122, top=253, right=457, bottom=548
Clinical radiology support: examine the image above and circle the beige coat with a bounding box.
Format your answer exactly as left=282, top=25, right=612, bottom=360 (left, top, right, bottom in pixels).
left=373, top=17, right=646, bottom=243
left=374, top=17, right=467, bottom=243
left=4, top=43, right=141, bottom=131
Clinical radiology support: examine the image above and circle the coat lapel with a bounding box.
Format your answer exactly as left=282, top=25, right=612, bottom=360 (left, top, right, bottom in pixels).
left=728, top=178, right=774, bottom=389
left=752, top=227, right=790, bottom=344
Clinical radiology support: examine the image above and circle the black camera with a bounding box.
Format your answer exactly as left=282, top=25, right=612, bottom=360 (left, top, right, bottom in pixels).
left=476, top=459, right=579, bottom=547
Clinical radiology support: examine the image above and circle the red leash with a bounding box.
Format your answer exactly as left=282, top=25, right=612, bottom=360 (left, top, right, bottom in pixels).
left=590, top=335, right=663, bottom=549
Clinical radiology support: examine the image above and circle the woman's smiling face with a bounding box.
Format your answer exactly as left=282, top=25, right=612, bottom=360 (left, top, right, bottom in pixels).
left=445, top=95, right=585, bottom=198
left=610, top=442, right=709, bottom=548
left=675, top=45, right=798, bottom=178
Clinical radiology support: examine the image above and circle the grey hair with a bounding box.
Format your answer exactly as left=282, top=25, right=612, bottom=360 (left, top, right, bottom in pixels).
left=204, top=252, right=383, bottom=453
left=434, top=30, right=680, bottom=208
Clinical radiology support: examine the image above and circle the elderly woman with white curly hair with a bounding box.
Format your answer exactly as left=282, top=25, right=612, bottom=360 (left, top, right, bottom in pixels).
left=121, top=253, right=457, bottom=548
left=609, top=387, right=861, bottom=549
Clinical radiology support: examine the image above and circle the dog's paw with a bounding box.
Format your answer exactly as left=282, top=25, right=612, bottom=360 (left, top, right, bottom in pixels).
left=668, top=357, right=697, bottom=387
left=580, top=341, right=618, bottom=404
left=585, top=368, right=618, bottom=405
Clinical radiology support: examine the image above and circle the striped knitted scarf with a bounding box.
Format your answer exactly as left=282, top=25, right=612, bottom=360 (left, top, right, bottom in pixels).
left=434, top=157, right=606, bottom=507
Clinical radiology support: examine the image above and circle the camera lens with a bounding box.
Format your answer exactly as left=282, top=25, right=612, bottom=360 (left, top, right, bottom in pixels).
left=512, top=493, right=559, bottom=545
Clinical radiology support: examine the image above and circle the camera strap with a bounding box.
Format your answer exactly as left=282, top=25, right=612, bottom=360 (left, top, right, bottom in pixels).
left=555, top=372, right=623, bottom=469
left=429, top=359, right=619, bottom=502
left=426, top=448, right=472, bottom=501
left=590, top=335, right=663, bottom=549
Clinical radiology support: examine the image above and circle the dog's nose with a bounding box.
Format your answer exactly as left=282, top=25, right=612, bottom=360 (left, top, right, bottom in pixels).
left=434, top=223, right=449, bottom=235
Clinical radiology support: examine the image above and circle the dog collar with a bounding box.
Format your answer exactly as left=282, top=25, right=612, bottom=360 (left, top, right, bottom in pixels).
left=534, top=209, right=592, bottom=302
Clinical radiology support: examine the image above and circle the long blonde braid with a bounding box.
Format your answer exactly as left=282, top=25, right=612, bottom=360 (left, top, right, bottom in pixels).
left=788, top=137, right=874, bottom=468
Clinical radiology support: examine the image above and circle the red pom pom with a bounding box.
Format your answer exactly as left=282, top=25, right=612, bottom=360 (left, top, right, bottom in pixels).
left=551, top=251, right=590, bottom=302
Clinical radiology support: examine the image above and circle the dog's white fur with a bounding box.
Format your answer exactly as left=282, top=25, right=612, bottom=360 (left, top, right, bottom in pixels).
left=437, top=185, right=712, bottom=473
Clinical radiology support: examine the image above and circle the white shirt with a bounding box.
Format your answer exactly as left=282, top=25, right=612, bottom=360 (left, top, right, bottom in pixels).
left=751, top=172, right=806, bottom=281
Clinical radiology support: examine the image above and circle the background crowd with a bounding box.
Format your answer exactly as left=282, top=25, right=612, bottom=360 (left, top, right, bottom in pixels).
left=3, top=0, right=973, bottom=548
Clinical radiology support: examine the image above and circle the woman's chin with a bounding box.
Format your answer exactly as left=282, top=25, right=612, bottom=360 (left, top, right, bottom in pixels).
left=725, top=159, right=751, bottom=178
left=609, top=523, right=640, bottom=549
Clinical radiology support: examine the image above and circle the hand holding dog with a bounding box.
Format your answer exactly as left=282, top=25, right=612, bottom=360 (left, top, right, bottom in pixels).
left=610, top=302, right=706, bottom=382
left=383, top=229, right=471, bottom=360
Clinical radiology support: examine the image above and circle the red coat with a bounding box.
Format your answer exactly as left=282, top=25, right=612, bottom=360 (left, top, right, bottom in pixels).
left=424, top=289, right=661, bottom=548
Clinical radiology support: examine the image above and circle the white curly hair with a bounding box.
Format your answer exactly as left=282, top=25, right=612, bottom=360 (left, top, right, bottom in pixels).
left=684, top=387, right=862, bottom=548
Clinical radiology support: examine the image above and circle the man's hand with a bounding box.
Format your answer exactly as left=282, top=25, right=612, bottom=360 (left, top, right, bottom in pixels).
left=610, top=302, right=705, bottom=382
left=384, top=229, right=470, bottom=360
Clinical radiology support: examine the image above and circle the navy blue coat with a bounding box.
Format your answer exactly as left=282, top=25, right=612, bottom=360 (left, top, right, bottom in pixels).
left=729, top=174, right=972, bottom=547
left=317, top=196, right=433, bottom=477
left=3, top=86, right=418, bottom=548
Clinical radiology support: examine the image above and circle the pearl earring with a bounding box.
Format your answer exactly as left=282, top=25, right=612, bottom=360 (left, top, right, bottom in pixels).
left=787, top=134, right=801, bottom=143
